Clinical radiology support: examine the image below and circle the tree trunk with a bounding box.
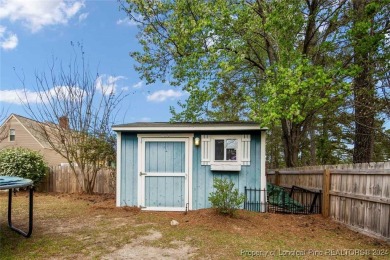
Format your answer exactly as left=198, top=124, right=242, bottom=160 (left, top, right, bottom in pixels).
left=281, top=119, right=301, bottom=167
left=84, top=177, right=95, bottom=194
left=352, top=0, right=376, bottom=163
left=353, top=66, right=375, bottom=163
left=309, top=128, right=317, bottom=165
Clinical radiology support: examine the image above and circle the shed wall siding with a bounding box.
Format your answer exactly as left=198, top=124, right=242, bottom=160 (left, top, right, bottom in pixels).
left=120, top=133, right=138, bottom=206
left=192, top=133, right=262, bottom=210
left=118, top=132, right=263, bottom=210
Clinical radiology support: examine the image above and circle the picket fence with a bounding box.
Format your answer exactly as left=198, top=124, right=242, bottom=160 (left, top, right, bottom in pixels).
left=267, top=162, right=390, bottom=241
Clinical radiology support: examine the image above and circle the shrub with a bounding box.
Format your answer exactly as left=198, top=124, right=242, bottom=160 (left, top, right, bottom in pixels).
left=0, top=148, right=48, bottom=184
left=208, top=178, right=245, bottom=217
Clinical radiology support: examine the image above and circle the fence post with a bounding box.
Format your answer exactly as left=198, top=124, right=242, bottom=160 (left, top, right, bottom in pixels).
left=275, top=171, right=280, bottom=186
left=322, top=169, right=331, bottom=217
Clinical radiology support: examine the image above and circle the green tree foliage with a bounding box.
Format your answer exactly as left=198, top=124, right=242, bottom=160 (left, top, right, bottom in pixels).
left=123, top=0, right=390, bottom=167
left=208, top=178, right=245, bottom=217
left=266, top=122, right=285, bottom=169
left=123, top=0, right=351, bottom=166
left=349, top=0, right=390, bottom=163
left=68, top=133, right=116, bottom=192
left=0, top=148, right=48, bottom=184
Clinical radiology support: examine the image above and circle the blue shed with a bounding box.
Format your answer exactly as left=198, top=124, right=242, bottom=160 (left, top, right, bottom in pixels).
left=112, top=122, right=267, bottom=211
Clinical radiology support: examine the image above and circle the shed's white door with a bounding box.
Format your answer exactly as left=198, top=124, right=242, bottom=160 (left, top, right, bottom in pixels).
left=139, top=137, right=190, bottom=211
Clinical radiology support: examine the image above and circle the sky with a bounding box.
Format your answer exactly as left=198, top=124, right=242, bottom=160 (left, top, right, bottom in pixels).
left=0, top=0, right=188, bottom=125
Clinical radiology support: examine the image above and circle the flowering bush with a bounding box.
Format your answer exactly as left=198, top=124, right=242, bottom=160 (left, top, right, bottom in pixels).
left=0, top=148, right=48, bottom=184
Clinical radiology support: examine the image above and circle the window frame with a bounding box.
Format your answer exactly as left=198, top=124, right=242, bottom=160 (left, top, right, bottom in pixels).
left=213, top=138, right=239, bottom=162
left=9, top=129, right=15, bottom=142
left=210, top=135, right=242, bottom=171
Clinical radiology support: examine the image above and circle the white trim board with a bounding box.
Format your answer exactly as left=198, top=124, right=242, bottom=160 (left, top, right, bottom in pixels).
left=116, top=132, right=122, bottom=207
left=142, top=207, right=186, bottom=212
left=260, top=131, right=267, bottom=212
left=114, top=125, right=266, bottom=132
left=137, top=133, right=194, bottom=138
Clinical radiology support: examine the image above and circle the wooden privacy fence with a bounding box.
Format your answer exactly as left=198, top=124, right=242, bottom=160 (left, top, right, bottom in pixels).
left=39, top=166, right=115, bottom=194
left=268, top=162, right=390, bottom=241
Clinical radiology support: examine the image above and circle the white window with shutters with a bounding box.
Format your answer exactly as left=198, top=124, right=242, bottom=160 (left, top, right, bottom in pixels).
left=200, top=134, right=251, bottom=171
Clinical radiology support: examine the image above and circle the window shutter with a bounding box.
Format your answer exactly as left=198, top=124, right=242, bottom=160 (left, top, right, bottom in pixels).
left=201, top=135, right=211, bottom=165
left=242, top=135, right=251, bottom=165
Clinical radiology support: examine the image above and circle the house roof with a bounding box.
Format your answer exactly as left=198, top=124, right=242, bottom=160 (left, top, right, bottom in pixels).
left=112, top=121, right=267, bottom=132
left=3, top=114, right=52, bottom=148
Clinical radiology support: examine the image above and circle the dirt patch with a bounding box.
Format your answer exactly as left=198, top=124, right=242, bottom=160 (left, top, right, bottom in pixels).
left=103, top=229, right=198, bottom=259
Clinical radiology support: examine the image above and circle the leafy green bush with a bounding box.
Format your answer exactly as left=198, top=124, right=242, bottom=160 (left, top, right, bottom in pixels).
left=0, top=148, right=48, bottom=184
left=208, top=178, right=245, bottom=217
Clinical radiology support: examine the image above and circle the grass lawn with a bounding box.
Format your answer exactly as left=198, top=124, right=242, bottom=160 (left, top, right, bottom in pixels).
left=0, top=192, right=389, bottom=259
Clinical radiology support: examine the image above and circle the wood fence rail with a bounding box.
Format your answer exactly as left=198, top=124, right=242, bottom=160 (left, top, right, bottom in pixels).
left=38, top=166, right=115, bottom=194
left=267, top=162, right=390, bottom=241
